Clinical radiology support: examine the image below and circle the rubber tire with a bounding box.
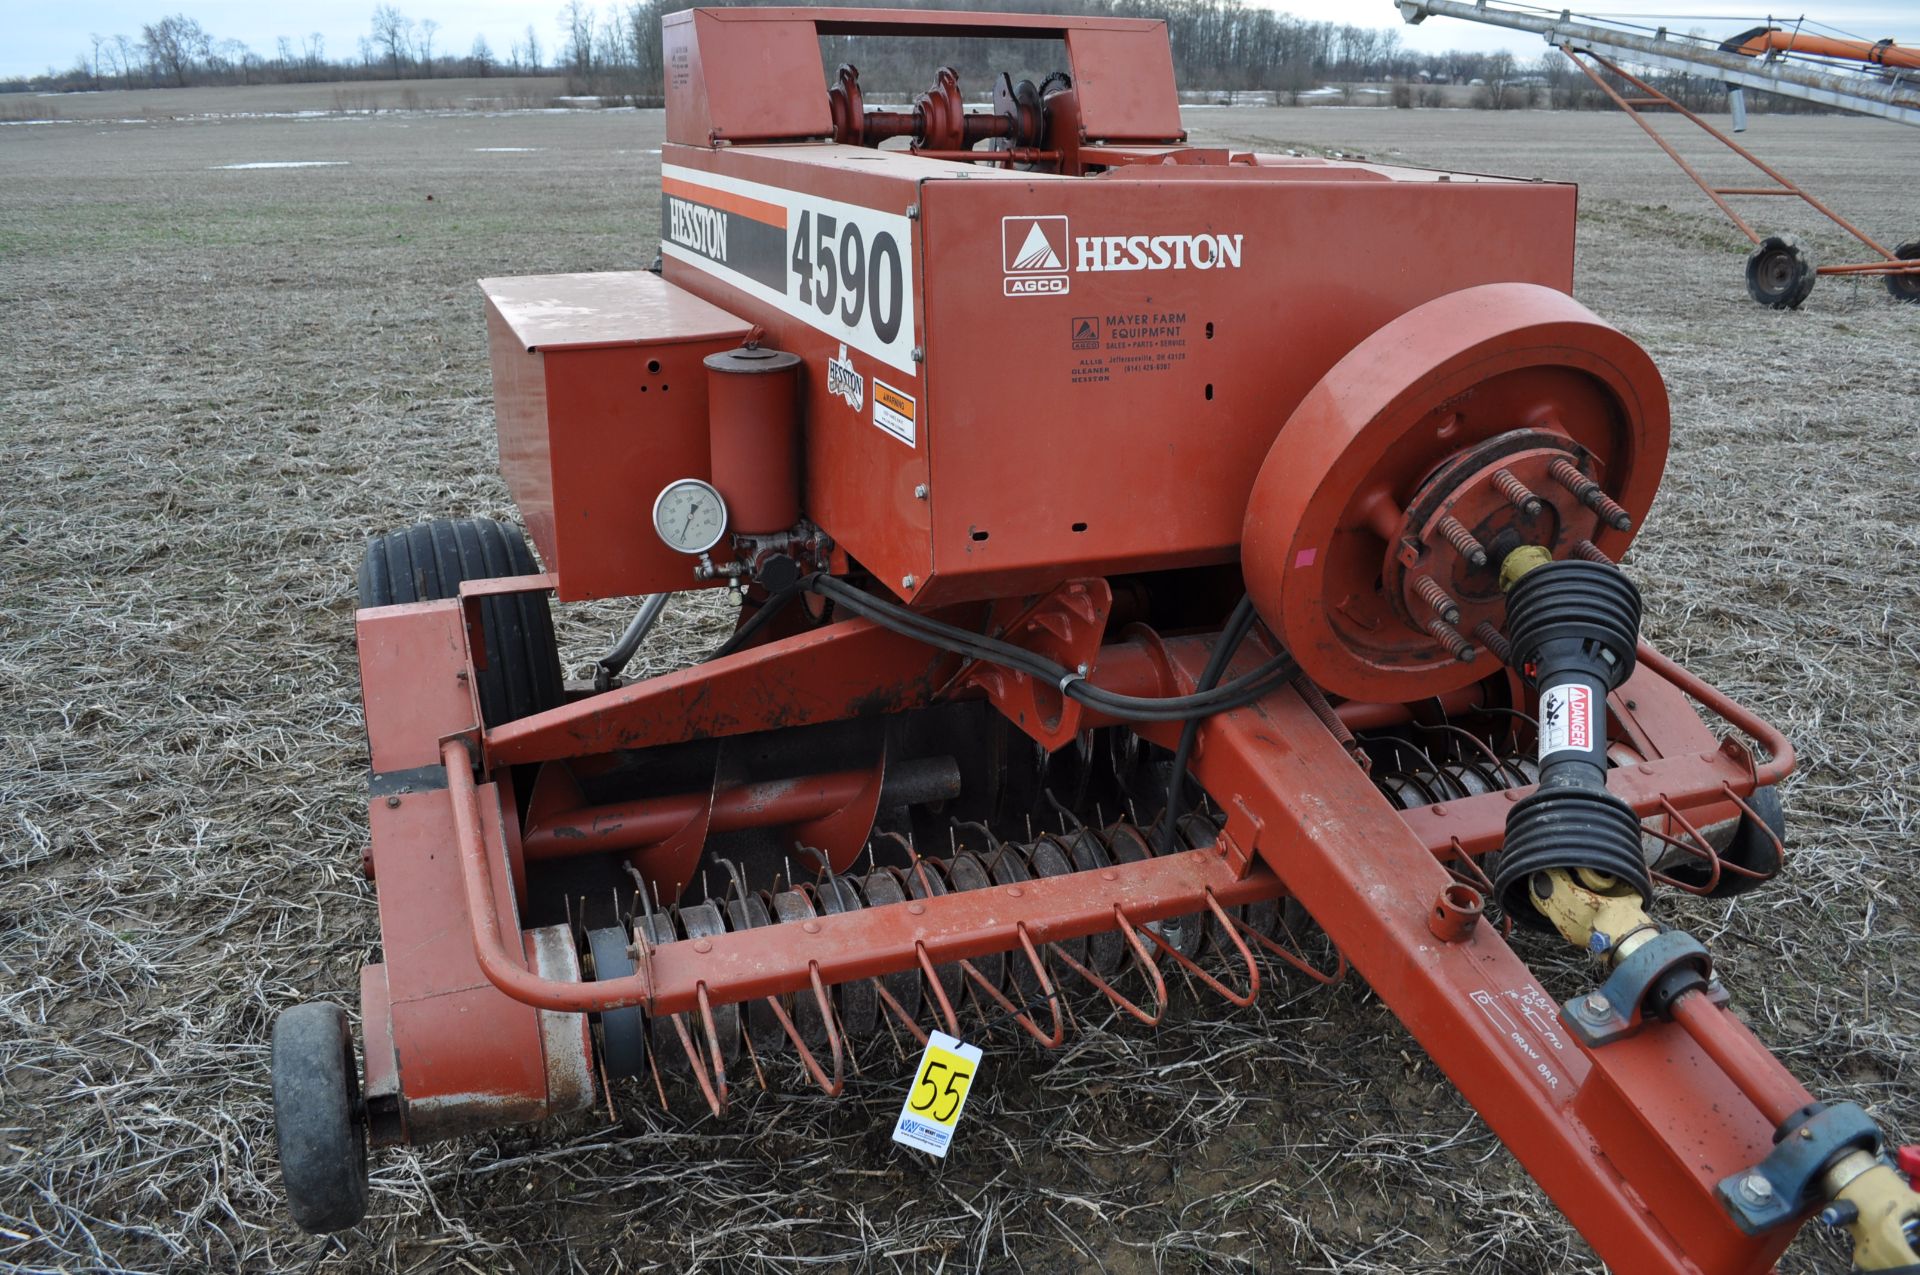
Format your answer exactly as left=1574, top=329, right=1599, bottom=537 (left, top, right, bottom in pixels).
left=357, top=517, right=562, bottom=726
left=272, top=1003, right=368, bottom=1234
left=1745, top=233, right=1817, bottom=310
left=1666, top=785, right=1787, bottom=899
left=1886, top=240, right=1920, bottom=305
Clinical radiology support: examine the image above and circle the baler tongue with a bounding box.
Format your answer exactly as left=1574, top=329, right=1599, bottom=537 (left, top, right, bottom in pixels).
left=271, top=8, right=1920, bottom=1271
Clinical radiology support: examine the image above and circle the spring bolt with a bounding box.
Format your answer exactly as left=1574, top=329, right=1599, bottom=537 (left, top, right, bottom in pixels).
left=1493, top=469, right=1544, bottom=516
left=1436, top=515, right=1489, bottom=568
left=1412, top=575, right=1462, bottom=624
left=1426, top=615, right=1477, bottom=663
left=1550, top=459, right=1634, bottom=532
left=1472, top=621, right=1513, bottom=664
left=1572, top=539, right=1611, bottom=564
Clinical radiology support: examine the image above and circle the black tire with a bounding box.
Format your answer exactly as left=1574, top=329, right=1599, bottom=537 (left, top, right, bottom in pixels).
left=357, top=517, right=562, bottom=726
left=1664, top=785, right=1787, bottom=898
left=585, top=926, right=647, bottom=1079
left=1886, top=240, right=1920, bottom=305
left=272, top=1003, right=368, bottom=1234
left=1744, top=233, right=1817, bottom=310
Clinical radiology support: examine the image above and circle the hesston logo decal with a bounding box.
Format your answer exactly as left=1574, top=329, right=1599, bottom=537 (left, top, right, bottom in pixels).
left=1002, top=214, right=1244, bottom=298
left=660, top=175, right=788, bottom=293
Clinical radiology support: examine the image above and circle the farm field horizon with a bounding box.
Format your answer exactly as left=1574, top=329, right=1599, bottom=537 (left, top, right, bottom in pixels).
left=2, top=94, right=1916, bottom=1273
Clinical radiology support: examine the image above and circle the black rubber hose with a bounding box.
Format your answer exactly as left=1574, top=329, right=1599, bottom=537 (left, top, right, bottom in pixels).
left=807, top=575, right=1296, bottom=721
left=1160, top=595, right=1257, bottom=853
left=709, top=584, right=803, bottom=661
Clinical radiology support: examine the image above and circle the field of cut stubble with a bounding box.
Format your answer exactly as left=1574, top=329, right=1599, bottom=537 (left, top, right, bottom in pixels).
left=1, top=96, right=1916, bottom=1274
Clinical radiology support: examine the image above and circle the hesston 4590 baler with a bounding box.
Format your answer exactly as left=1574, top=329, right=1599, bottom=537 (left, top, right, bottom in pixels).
left=268, top=8, right=1920, bottom=1270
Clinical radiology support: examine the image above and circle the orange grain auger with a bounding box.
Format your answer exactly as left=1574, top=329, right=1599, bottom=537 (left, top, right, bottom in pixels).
left=270, top=10, right=1920, bottom=1271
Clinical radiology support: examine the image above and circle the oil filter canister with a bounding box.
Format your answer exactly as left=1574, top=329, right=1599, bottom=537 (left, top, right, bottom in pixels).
left=704, top=344, right=803, bottom=534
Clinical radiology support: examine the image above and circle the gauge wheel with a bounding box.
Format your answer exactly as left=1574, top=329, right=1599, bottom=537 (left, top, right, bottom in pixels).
left=1744, top=233, right=1817, bottom=310
left=1664, top=785, right=1787, bottom=898
left=357, top=517, right=562, bottom=726
left=585, top=926, right=647, bottom=1079
left=1885, top=240, right=1920, bottom=304
left=272, top=1002, right=369, bottom=1234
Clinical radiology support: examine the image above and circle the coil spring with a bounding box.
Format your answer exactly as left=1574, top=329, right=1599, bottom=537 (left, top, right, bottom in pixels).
left=601, top=809, right=1304, bottom=1077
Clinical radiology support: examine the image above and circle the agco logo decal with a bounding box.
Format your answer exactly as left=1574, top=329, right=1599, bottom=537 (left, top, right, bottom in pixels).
left=1002, top=216, right=1070, bottom=297
left=827, top=343, right=864, bottom=411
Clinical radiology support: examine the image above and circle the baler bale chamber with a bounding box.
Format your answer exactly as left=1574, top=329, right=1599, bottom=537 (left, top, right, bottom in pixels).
left=268, top=8, right=1920, bottom=1270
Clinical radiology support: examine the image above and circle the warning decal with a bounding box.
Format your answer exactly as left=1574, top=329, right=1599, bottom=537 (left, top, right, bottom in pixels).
left=872, top=378, right=917, bottom=447
left=1538, top=684, right=1594, bottom=758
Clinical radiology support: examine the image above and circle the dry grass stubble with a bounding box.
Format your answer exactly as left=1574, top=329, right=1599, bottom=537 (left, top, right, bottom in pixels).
left=0, top=106, right=1914, bottom=1273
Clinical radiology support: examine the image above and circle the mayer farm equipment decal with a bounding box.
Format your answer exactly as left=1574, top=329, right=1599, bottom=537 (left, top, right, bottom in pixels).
left=662, top=165, right=917, bottom=373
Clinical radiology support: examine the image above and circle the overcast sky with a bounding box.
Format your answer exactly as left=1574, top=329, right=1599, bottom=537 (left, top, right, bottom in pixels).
left=7, top=1, right=1919, bottom=79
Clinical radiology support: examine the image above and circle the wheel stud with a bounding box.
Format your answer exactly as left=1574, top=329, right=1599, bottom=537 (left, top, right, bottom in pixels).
left=1550, top=459, right=1633, bottom=531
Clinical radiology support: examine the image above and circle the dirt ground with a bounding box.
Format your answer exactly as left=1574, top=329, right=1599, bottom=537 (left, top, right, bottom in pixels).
left=1, top=100, right=1916, bottom=1274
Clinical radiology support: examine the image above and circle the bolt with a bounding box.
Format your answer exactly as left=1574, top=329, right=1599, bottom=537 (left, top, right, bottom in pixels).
left=1472, top=620, right=1513, bottom=665
left=1572, top=538, right=1611, bottom=564
left=1075, top=662, right=1089, bottom=676
left=911, top=346, right=925, bottom=362
left=913, top=484, right=928, bottom=500
left=1436, top=515, right=1488, bottom=568
left=1592, top=492, right=1634, bottom=532
left=1819, top=1201, right=1859, bottom=1228
left=901, top=574, right=917, bottom=590
left=385, top=794, right=402, bottom=808
left=1583, top=993, right=1612, bottom=1017
left=1425, top=615, right=1476, bottom=662
left=1493, top=468, right=1544, bottom=516
left=1412, top=575, right=1462, bottom=624
left=1738, top=1173, right=1775, bottom=1204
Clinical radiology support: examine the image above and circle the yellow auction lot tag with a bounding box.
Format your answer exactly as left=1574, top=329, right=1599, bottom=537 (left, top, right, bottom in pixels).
left=891, top=1031, right=983, bottom=1158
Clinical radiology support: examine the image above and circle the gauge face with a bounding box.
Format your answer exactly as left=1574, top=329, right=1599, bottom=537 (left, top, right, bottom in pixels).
left=652, top=478, right=729, bottom=555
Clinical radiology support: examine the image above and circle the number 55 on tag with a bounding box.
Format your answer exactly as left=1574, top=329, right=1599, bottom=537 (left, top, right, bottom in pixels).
left=892, top=1031, right=982, bottom=1158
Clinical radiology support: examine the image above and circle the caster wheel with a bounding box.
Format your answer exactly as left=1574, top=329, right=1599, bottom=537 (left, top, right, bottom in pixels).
left=1744, top=233, right=1818, bottom=310
left=1886, top=240, right=1920, bottom=305
left=272, top=1002, right=368, bottom=1233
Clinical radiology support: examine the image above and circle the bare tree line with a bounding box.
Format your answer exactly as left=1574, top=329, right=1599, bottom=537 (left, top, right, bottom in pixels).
left=3, top=0, right=1839, bottom=116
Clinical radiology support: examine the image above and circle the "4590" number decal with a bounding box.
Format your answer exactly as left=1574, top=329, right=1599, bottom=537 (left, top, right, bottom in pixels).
left=790, top=208, right=906, bottom=346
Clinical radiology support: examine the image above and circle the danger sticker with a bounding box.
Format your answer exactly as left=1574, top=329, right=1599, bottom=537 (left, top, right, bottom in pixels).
left=1538, top=684, right=1594, bottom=758
left=872, top=378, right=917, bottom=447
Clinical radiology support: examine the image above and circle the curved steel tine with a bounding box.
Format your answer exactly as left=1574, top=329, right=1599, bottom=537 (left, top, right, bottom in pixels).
left=1126, top=892, right=1259, bottom=1007
left=763, top=963, right=845, bottom=1097
left=873, top=978, right=930, bottom=1047
left=1446, top=839, right=1514, bottom=939
left=1647, top=795, right=1722, bottom=894
left=669, top=988, right=727, bottom=1118
left=1720, top=783, right=1786, bottom=879
left=1050, top=908, right=1166, bottom=1026
left=959, top=927, right=1065, bottom=1047
left=1228, top=902, right=1349, bottom=987
left=915, top=942, right=962, bottom=1037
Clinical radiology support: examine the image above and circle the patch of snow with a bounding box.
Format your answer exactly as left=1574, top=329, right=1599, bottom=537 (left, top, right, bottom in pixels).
left=211, top=160, right=350, bottom=169
left=473, top=146, right=540, bottom=152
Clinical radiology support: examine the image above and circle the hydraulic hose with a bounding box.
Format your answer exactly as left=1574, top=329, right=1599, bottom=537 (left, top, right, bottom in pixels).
left=1160, top=595, right=1259, bottom=852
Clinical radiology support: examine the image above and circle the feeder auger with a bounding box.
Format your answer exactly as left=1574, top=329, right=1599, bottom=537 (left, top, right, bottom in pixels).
left=270, top=10, right=1920, bottom=1270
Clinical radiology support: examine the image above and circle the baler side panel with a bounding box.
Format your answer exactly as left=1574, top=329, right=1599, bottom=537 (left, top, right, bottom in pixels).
left=912, top=175, right=1578, bottom=604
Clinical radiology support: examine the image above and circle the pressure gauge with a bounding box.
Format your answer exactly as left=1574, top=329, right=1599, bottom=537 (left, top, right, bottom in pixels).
left=652, top=478, right=729, bottom=555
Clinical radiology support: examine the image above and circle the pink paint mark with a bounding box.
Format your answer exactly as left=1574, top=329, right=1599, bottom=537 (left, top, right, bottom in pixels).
left=1293, top=548, right=1318, bottom=568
